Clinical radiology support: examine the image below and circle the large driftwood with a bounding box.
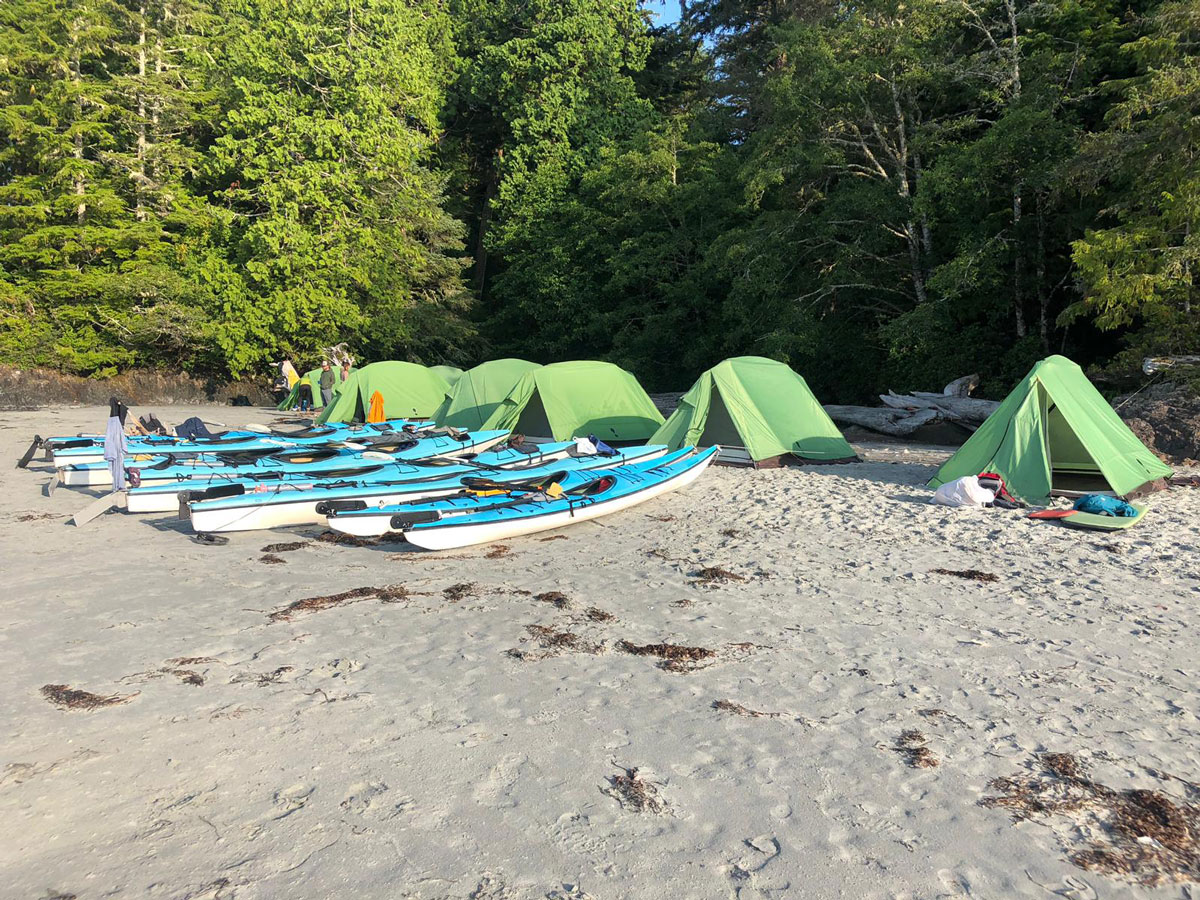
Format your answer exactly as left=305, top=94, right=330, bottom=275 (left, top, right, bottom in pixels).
left=824, top=373, right=997, bottom=437
left=823, top=405, right=940, bottom=437
left=1143, top=356, right=1200, bottom=375
left=878, top=391, right=999, bottom=423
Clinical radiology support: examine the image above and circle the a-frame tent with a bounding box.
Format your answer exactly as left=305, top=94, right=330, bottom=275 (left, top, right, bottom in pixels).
left=650, top=356, right=857, bottom=466
left=929, top=355, right=1171, bottom=502
left=481, top=361, right=664, bottom=442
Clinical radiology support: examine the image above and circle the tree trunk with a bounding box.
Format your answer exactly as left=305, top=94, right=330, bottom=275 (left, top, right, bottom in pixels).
left=1012, top=185, right=1025, bottom=337
left=136, top=1, right=147, bottom=222
left=70, top=21, right=86, bottom=224
left=1036, top=193, right=1049, bottom=351
left=472, top=167, right=499, bottom=296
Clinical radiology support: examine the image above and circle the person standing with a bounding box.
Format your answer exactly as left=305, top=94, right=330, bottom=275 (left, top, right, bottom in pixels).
left=340, top=360, right=351, bottom=382
left=319, top=361, right=335, bottom=407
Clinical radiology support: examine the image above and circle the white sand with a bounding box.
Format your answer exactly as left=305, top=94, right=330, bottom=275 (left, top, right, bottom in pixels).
left=2, top=405, right=1198, bottom=899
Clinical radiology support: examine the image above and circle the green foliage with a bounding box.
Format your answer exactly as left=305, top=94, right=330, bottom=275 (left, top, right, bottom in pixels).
left=1069, top=2, right=1200, bottom=356
left=0, top=0, right=1195, bottom=395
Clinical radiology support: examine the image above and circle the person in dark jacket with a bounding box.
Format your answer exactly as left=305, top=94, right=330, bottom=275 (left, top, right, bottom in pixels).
left=319, top=361, right=335, bottom=407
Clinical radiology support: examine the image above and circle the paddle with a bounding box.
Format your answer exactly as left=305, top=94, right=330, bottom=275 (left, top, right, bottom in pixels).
left=1027, top=509, right=1077, bottom=519
left=16, top=436, right=42, bottom=469
left=72, top=490, right=126, bottom=526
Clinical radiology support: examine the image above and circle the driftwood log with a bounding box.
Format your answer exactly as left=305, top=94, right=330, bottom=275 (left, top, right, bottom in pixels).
left=823, top=374, right=999, bottom=437
left=1143, top=356, right=1200, bottom=375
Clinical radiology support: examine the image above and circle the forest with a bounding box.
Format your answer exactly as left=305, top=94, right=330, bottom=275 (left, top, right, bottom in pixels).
left=0, top=0, right=1196, bottom=400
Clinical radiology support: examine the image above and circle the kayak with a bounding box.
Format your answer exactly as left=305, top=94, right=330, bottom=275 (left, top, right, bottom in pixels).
left=330, top=446, right=718, bottom=549
left=49, top=420, right=432, bottom=467
left=60, top=430, right=509, bottom=487
left=184, top=443, right=669, bottom=533
left=127, top=439, right=578, bottom=514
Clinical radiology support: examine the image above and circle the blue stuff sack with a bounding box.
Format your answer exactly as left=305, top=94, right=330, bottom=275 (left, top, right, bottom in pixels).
left=1073, top=494, right=1138, bottom=517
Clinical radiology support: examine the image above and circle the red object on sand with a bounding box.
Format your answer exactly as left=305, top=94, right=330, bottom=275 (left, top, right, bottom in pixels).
left=1027, top=509, right=1077, bottom=520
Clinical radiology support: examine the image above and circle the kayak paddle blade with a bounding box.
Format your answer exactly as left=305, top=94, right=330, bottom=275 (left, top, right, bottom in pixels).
left=72, top=490, right=125, bottom=526
left=16, top=436, right=42, bottom=468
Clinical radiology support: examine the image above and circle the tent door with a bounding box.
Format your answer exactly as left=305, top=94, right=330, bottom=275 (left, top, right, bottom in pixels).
left=514, top=390, right=555, bottom=439
left=697, top=387, right=753, bottom=465
left=1046, top=402, right=1114, bottom=497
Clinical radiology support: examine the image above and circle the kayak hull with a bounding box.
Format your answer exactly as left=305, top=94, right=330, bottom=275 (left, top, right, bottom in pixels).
left=318, top=446, right=671, bottom=538
left=400, top=447, right=717, bottom=550
left=186, top=445, right=668, bottom=533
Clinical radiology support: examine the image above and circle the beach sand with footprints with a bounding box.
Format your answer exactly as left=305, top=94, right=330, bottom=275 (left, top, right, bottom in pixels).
left=2, top=405, right=1198, bottom=899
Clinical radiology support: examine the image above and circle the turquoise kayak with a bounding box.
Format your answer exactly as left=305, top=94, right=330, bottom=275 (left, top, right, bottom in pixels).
left=49, top=419, right=433, bottom=467
left=61, top=430, right=510, bottom=487
left=328, top=446, right=718, bottom=548
left=184, top=443, right=669, bottom=532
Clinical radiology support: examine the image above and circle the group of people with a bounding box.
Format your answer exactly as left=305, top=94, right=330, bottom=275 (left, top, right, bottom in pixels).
left=278, top=359, right=352, bottom=412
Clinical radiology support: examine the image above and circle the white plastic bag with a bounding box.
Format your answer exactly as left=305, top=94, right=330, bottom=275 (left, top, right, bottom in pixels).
left=932, top=475, right=995, bottom=508
left=573, top=437, right=598, bottom=455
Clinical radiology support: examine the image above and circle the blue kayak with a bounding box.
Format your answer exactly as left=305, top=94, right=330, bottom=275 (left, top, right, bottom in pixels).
left=61, top=430, right=510, bottom=487
left=128, top=440, right=579, bottom=514
left=184, top=443, right=669, bottom=532
left=329, top=446, right=718, bottom=548
left=49, top=419, right=433, bottom=466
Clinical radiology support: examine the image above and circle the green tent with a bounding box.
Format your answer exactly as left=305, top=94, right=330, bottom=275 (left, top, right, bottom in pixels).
left=929, top=355, right=1172, bottom=502
left=650, top=356, right=857, bottom=466
left=435, top=358, right=541, bottom=430
left=316, top=361, right=450, bottom=424
left=481, top=360, right=664, bottom=441
left=430, top=365, right=465, bottom=388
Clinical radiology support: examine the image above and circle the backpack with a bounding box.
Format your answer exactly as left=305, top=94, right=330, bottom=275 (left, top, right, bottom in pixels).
left=976, top=472, right=1025, bottom=509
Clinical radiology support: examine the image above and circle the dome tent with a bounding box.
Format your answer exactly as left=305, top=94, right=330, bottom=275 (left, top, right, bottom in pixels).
left=650, top=356, right=857, bottom=467
left=929, top=355, right=1172, bottom=502
left=481, top=361, right=663, bottom=442
left=435, top=359, right=542, bottom=430
left=429, top=365, right=464, bottom=388
left=316, top=361, right=450, bottom=424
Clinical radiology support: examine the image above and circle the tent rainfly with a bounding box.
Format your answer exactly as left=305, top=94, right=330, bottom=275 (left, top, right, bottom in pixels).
left=435, top=359, right=542, bottom=430
left=316, top=361, right=450, bottom=424
left=929, top=355, right=1172, bottom=502
left=481, top=361, right=664, bottom=441
left=650, top=356, right=858, bottom=467
left=429, top=365, right=465, bottom=388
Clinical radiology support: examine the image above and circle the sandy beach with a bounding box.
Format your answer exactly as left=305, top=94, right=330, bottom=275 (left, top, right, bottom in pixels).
left=2, top=404, right=1198, bottom=899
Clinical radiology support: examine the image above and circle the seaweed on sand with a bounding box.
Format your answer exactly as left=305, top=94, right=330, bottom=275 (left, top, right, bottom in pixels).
left=535, top=591, right=571, bottom=609
left=690, top=566, right=746, bottom=584
left=892, top=729, right=939, bottom=768
left=617, top=640, right=715, bottom=672
left=603, top=766, right=666, bottom=814
left=443, top=582, right=478, bottom=603
left=981, top=753, right=1200, bottom=885
left=508, top=624, right=602, bottom=659
left=41, top=684, right=136, bottom=710
left=930, top=568, right=999, bottom=583
left=712, top=699, right=780, bottom=719
left=268, top=585, right=408, bottom=622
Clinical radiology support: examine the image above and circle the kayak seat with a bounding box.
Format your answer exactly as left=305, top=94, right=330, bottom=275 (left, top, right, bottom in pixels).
left=568, top=476, right=617, bottom=498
